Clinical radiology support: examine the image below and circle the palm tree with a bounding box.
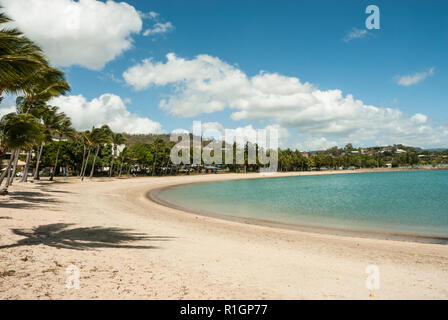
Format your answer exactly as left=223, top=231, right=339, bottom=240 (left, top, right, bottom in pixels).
left=0, top=113, right=43, bottom=193
left=20, top=148, right=31, bottom=182
left=118, top=146, right=127, bottom=177
left=0, top=11, right=48, bottom=104
left=32, top=105, right=65, bottom=180
left=89, top=125, right=112, bottom=179
left=109, top=132, right=126, bottom=177
left=19, top=66, right=70, bottom=114
left=5, top=64, right=70, bottom=181
left=0, top=113, right=10, bottom=186
left=80, top=130, right=93, bottom=181
left=49, top=116, right=75, bottom=181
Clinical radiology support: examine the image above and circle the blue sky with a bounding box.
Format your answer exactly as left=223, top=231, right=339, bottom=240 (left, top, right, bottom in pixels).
left=1, top=0, right=447, bottom=149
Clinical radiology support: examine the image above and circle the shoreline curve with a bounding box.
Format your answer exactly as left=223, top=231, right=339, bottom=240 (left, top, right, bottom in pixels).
left=146, top=169, right=448, bottom=245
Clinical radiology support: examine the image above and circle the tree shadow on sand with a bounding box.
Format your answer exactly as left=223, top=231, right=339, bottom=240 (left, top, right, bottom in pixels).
left=0, top=190, right=63, bottom=210
left=0, top=223, right=174, bottom=250
left=6, top=191, right=59, bottom=203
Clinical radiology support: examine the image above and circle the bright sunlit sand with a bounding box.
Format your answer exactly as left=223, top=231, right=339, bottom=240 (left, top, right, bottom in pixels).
left=1, top=171, right=448, bottom=300
left=0, top=1, right=447, bottom=305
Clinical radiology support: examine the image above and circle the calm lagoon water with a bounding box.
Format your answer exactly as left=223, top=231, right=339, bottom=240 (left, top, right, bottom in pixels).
left=158, top=171, right=448, bottom=239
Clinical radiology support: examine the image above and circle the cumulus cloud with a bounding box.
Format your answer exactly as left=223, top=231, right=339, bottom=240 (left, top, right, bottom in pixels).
left=139, top=11, right=159, bottom=20
left=171, top=128, right=190, bottom=135
left=296, top=137, right=338, bottom=151
left=343, top=28, right=369, bottom=42
left=411, top=113, right=428, bottom=124
left=396, top=67, right=435, bottom=86
left=198, top=122, right=224, bottom=137
left=143, top=22, right=175, bottom=36
left=50, top=94, right=163, bottom=134
left=123, top=53, right=252, bottom=115
left=140, top=10, right=174, bottom=37
left=0, top=0, right=142, bottom=70
left=123, top=53, right=448, bottom=148
left=189, top=122, right=289, bottom=147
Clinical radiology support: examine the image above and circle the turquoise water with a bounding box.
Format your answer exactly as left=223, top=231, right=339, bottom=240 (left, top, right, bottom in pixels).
left=158, top=171, right=448, bottom=239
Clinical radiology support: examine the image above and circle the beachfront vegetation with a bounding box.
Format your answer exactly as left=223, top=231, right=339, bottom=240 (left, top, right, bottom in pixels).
left=277, top=144, right=448, bottom=172
left=0, top=12, right=48, bottom=105
left=0, top=11, right=447, bottom=195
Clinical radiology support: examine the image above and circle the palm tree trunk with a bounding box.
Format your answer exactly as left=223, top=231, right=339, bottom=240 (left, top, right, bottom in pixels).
left=118, top=164, right=123, bottom=177
left=0, top=163, right=8, bottom=186
left=79, top=145, right=86, bottom=177
left=109, top=148, right=114, bottom=178
left=24, top=101, right=35, bottom=115
left=0, top=155, right=14, bottom=194
left=89, top=146, right=99, bottom=178
left=21, top=150, right=31, bottom=182
left=8, top=149, right=20, bottom=186
left=109, top=144, right=118, bottom=178
left=80, top=147, right=88, bottom=178
left=5, top=155, right=13, bottom=181
left=6, top=150, right=20, bottom=188
left=118, top=153, right=125, bottom=178
left=81, top=147, right=91, bottom=181
left=33, top=142, right=44, bottom=180
left=109, top=161, right=114, bottom=178
left=0, top=149, right=15, bottom=186
left=50, top=145, right=60, bottom=181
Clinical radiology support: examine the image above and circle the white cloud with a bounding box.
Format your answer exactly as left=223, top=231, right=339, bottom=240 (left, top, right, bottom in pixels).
left=139, top=11, right=159, bottom=20
left=148, top=11, right=159, bottom=19
left=396, top=67, right=435, bottom=86
left=171, top=128, right=189, bottom=135
left=189, top=122, right=289, bottom=147
left=0, top=105, right=16, bottom=118
left=50, top=94, right=163, bottom=134
left=296, top=137, right=338, bottom=151
left=123, top=53, right=250, bottom=116
left=343, top=28, right=369, bottom=42
left=0, top=0, right=142, bottom=70
left=199, top=122, right=224, bottom=136
left=123, top=53, right=448, bottom=148
left=143, top=22, right=174, bottom=36
left=411, top=113, right=428, bottom=124
left=140, top=10, right=174, bottom=37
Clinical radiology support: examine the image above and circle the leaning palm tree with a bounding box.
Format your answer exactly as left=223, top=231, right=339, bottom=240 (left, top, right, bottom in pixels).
left=0, top=11, right=70, bottom=184
left=7, top=65, right=70, bottom=180
left=0, top=112, right=10, bottom=186
left=79, top=130, right=93, bottom=181
left=0, top=113, right=44, bottom=193
left=31, top=105, right=65, bottom=180
left=109, top=132, right=126, bottom=177
left=0, top=11, right=48, bottom=104
left=19, top=66, right=70, bottom=114
left=20, top=147, right=32, bottom=182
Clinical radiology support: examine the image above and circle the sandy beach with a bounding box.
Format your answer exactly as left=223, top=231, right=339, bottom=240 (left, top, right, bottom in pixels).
left=1, top=170, right=448, bottom=299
